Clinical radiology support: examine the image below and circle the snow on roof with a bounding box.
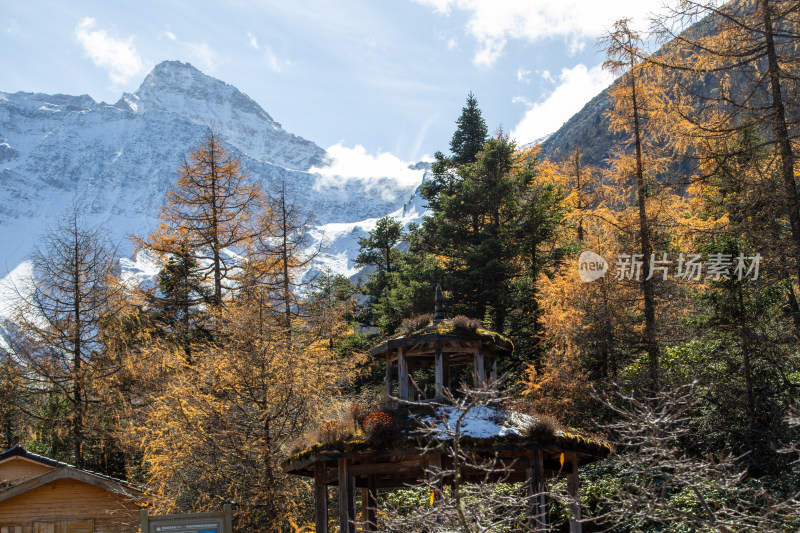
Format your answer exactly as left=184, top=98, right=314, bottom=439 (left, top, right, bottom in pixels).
left=421, top=405, right=534, bottom=440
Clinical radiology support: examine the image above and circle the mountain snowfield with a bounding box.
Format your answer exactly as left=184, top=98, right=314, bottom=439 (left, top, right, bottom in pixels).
left=0, top=60, right=429, bottom=291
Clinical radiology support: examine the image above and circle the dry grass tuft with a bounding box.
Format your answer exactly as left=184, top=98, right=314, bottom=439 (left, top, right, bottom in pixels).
left=450, top=315, right=482, bottom=330
left=400, top=314, right=433, bottom=334
left=524, top=414, right=564, bottom=440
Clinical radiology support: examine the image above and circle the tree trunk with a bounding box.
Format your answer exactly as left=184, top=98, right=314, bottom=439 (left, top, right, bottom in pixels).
left=280, top=185, right=293, bottom=345
left=630, top=70, right=659, bottom=390
left=72, top=225, right=84, bottom=469
left=207, top=141, right=223, bottom=306
left=761, top=0, right=800, bottom=330
left=736, top=284, right=757, bottom=439
left=575, top=147, right=585, bottom=242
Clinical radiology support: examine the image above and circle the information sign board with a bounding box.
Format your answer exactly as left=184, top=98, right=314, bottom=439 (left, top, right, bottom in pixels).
left=139, top=505, right=232, bottom=533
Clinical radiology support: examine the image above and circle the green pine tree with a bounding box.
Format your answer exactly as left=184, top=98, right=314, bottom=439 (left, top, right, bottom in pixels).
left=145, top=240, right=213, bottom=364
left=449, top=91, right=489, bottom=166
left=423, top=92, right=489, bottom=211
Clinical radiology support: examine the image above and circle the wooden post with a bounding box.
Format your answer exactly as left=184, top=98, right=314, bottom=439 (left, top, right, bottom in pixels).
left=361, top=480, right=377, bottom=532
left=385, top=355, right=392, bottom=398
left=138, top=509, right=149, bottom=533
left=361, top=487, right=369, bottom=531
left=223, top=504, right=233, bottom=533
left=428, top=454, right=444, bottom=525
left=428, top=454, right=444, bottom=503
left=398, top=348, right=409, bottom=401
left=338, top=459, right=355, bottom=533
left=526, top=450, right=549, bottom=532
left=566, top=453, right=582, bottom=533
left=315, top=462, right=328, bottom=533
left=444, top=355, right=450, bottom=393
left=364, top=477, right=378, bottom=531
left=490, top=357, right=498, bottom=384
left=349, top=474, right=357, bottom=531
left=434, top=345, right=444, bottom=401
left=473, top=349, right=486, bottom=387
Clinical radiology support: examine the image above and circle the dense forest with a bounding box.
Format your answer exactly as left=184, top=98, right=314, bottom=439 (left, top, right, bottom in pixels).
left=2, top=1, right=800, bottom=531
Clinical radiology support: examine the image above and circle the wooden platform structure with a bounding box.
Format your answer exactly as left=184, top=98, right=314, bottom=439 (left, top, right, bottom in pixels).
left=283, top=286, right=611, bottom=532
left=371, top=285, right=513, bottom=402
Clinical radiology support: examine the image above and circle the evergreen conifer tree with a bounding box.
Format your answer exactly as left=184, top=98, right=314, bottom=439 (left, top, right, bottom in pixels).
left=423, top=93, right=489, bottom=210
left=144, top=239, right=213, bottom=364
left=449, top=91, right=489, bottom=166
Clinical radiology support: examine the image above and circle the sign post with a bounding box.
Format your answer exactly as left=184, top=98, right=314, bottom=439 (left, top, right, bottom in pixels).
left=139, top=505, right=233, bottom=533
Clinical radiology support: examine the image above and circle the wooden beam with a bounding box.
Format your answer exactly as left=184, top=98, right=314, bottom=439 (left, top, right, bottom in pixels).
left=338, top=459, right=355, bottom=533
left=398, top=348, right=409, bottom=401
left=566, top=452, right=582, bottom=533
left=349, top=457, right=427, bottom=477
left=435, top=345, right=444, bottom=401
left=315, top=462, right=328, bottom=533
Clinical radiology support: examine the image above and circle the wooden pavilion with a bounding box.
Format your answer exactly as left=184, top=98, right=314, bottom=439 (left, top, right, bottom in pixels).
left=283, top=286, right=611, bottom=532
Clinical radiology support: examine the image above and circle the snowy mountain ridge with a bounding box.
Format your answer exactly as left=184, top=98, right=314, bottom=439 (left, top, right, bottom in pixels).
left=0, top=60, right=427, bottom=283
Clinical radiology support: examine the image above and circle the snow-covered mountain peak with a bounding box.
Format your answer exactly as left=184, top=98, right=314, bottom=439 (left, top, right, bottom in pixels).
left=129, top=61, right=275, bottom=124
left=1, top=91, right=97, bottom=113
left=0, top=60, right=427, bottom=285
left=116, top=61, right=325, bottom=171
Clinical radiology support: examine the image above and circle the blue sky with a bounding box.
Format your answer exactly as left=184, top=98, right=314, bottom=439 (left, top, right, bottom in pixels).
left=2, top=0, right=667, bottom=168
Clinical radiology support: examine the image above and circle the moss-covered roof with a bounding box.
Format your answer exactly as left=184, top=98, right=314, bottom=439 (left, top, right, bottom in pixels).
left=282, top=406, right=611, bottom=471
left=283, top=431, right=611, bottom=470
left=370, top=319, right=514, bottom=357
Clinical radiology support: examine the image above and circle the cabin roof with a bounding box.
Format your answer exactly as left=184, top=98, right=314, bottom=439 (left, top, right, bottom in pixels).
left=0, top=445, right=144, bottom=502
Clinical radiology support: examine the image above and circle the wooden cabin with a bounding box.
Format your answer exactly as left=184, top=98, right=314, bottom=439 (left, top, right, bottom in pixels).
left=0, top=446, right=143, bottom=533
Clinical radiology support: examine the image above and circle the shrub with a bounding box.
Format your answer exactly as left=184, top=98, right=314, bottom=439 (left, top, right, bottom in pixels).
left=363, top=411, right=401, bottom=446
left=350, top=402, right=368, bottom=429
left=318, top=420, right=350, bottom=444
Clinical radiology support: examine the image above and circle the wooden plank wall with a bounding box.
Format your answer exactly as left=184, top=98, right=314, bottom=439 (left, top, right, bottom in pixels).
left=0, top=478, right=139, bottom=533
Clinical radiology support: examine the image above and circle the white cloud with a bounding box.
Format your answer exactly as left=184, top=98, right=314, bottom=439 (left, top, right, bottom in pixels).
left=188, top=42, right=219, bottom=71
left=413, top=0, right=662, bottom=66
left=446, top=38, right=458, bottom=50
left=516, top=67, right=530, bottom=83
left=540, top=69, right=554, bottom=83
left=161, top=31, right=219, bottom=71
left=311, top=143, right=425, bottom=189
left=511, top=63, right=614, bottom=144
left=5, top=18, right=27, bottom=38
left=420, top=0, right=454, bottom=14
left=263, top=45, right=292, bottom=72
left=75, top=18, right=143, bottom=85
left=247, top=32, right=260, bottom=50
